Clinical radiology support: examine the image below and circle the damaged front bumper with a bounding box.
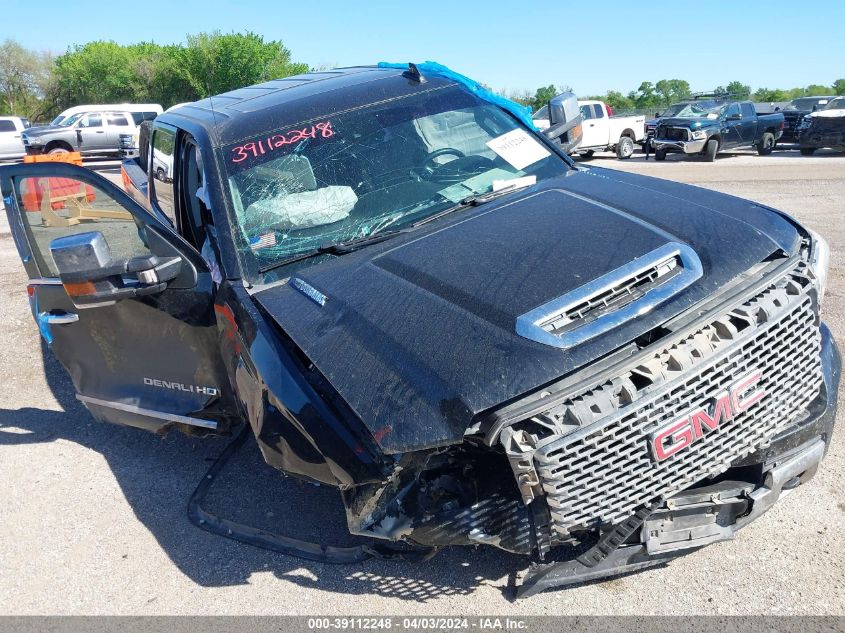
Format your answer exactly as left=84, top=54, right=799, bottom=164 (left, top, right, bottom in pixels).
left=652, top=137, right=707, bottom=154
left=517, top=323, right=840, bottom=596
left=341, top=314, right=839, bottom=596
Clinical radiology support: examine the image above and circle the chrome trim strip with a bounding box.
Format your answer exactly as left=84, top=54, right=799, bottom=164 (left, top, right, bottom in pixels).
left=290, top=277, right=327, bottom=306
left=28, top=278, right=62, bottom=285
left=44, top=312, right=78, bottom=325
left=76, top=394, right=218, bottom=430
left=516, top=242, right=703, bottom=350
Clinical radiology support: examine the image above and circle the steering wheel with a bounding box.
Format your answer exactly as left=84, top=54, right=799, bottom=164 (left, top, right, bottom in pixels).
left=421, top=147, right=466, bottom=174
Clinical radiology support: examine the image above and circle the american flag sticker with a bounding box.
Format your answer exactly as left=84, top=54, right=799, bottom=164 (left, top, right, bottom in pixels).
left=250, top=233, right=277, bottom=251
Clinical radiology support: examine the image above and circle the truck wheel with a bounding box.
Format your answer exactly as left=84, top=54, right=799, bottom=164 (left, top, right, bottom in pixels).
left=578, top=150, right=594, bottom=159
left=800, top=147, right=816, bottom=156
left=155, top=167, right=167, bottom=181
left=654, top=149, right=667, bottom=161
left=704, top=139, right=718, bottom=162
left=616, top=136, right=635, bottom=159
left=757, top=132, right=775, bottom=156
left=48, top=147, right=69, bottom=156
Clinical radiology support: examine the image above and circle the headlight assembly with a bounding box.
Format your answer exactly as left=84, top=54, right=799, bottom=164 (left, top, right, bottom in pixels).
left=691, top=130, right=708, bottom=141
left=808, top=229, right=830, bottom=302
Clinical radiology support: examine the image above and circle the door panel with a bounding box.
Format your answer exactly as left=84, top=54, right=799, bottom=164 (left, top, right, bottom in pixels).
left=739, top=103, right=758, bottom=145
left=579, top=105, right=604, bottom=148
left=721, top=104, right=748, bottom=149
left=1, top=162, right=236, bottom=434
left=0, top=125, right=23, bottom=158
left=75, top=113, right=109, bottom=153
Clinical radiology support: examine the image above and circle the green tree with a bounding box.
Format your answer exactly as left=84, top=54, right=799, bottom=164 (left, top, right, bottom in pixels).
left=804, top=84, right=833, bottom=96
left=603, top=90, right=635, bottom=112
left=723, top=81, right=752, bottom=99
left=631, top=81, right=659, bottom=111
left=53, top=41, right=139, bottom=107
left=531, top=84, right=559, bottom=111
left=654, top=79, right=691, bottom=106
left=753, top=87, right=788, bottom=102
left=181, top=31, right=307, bottom=97
left=0, top=39, right=53, bottom=117
left=834, top=79, right=845, bottom=95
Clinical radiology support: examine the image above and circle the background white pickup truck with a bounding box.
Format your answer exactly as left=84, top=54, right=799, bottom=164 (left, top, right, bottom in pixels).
left=0, top=116, right=30, bottom=160
left=576, top=100, right=644, bottom=159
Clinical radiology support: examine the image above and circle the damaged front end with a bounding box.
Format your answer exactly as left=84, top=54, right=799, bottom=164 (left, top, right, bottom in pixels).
left=339, top=256, right=840, bottom=595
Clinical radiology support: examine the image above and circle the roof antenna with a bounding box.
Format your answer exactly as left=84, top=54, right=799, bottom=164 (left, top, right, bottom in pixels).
left=403, top=63, right=426, bottom=84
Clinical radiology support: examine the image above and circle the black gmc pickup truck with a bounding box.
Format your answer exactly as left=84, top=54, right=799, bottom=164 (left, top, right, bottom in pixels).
left=652, top=100, right=784, bottom=161
left=1, top=64, right=839, bottom=597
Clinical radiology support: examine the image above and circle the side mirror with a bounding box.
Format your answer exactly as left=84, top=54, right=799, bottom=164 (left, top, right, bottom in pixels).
left=726, top=113, right=742, bottom=121
left=543, top=91, right=583, bottom=153
left=655, top=112, right=660, bottom=118
left=50, top=231, right=182, bottom=308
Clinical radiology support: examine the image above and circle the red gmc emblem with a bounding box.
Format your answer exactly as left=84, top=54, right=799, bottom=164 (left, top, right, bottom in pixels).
left=648, top=369, right=765, bottom=462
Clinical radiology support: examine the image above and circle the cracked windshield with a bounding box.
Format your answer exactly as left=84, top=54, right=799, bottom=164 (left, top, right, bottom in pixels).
left=224, top=86, right=569, bottom=278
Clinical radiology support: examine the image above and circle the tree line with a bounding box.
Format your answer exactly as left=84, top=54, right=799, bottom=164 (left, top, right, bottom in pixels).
left=1, top=33, right=843, bottom=122
left=505, top=78, right=845, bottom=114
left=0, top=33, right=307, bottom=121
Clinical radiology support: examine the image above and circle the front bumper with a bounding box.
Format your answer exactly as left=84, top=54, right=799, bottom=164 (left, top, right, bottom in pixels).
left=518, top=322, right=840, bottom=597
left=652, top=137, right=707, bottom=154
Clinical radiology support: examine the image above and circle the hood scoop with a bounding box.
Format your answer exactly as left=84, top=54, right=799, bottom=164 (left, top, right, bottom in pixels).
left=516, top=242, right=702, bottom=349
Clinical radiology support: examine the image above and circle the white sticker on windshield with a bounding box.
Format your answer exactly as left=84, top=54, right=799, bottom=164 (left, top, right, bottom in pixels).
left=486, top=129, right=551, bottom=170
left=493, top=175, right=536, bottom=192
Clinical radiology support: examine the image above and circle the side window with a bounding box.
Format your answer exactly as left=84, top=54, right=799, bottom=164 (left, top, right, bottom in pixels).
left=78, top=114, right=103, bottom=128
left=143, top=112, right=158, bottom=122
left=107, top=115, right=129, bottom=127
left=12, top=175, right=150, bottom=278
left=0, top=120, right=16, bottom=132
left=593, top=104, right=605, bottom=118
left=579, top=105, right=593, bottom=121
left=151, top=126, right=177, bottom=224
left=741, top=103, right=755, bottom=118
left=131, top=112, right=144, bottom=126
left=724, top=104, right=741, bottom=119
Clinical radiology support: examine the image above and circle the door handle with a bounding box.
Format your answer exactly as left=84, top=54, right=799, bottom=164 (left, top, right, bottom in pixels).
left=95, top=130, right=105, bottom=134
left=43, top=312, right=79, bottom=325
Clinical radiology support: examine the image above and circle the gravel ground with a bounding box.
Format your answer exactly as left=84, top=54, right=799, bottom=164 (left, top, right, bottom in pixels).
left=0, top=149, right=843, bottom=615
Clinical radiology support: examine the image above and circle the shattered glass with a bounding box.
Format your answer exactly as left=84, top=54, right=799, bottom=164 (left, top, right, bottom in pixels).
left=224, top=86, right=569, bottom=278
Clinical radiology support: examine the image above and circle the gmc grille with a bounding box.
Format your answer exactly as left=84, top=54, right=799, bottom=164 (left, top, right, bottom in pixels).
left=531, top=263, right=822, bottom=537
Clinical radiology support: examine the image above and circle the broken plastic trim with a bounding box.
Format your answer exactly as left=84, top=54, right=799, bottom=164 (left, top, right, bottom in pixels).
left=187, top=424, right=438, bottom=564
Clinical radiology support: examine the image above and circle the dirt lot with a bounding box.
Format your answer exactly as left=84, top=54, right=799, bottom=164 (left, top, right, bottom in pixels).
left=1, top=149, right=844, bottom=615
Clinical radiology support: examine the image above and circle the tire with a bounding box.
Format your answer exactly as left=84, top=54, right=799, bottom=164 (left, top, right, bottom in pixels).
left=800, top=147, right=816, bottom=156
left=155, top=167, right=166, bottom=181
left=48, top=146, right=70, bottom=156
left=757, top=132, right=775, bottom=156
left=654, top=149, right=667, bottom=161
left=579, top=150, right=595, bottom=159
left=704, top=139, right=718, bottom=162
left=616, top=136, right=635, bottom=159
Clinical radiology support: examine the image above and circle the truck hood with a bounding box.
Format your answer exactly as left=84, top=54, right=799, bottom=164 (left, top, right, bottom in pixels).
left=22, top=125, right=64, bottom=138
left=253, top=169, right=801, bottom=453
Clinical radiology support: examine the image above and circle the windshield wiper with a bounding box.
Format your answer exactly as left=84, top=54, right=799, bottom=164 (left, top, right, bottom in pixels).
left=412, top=182, right=532, bottom=229
left=258, top=229, right=405, bottom=274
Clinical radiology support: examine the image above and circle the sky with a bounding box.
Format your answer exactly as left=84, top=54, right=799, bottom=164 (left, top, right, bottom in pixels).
left=2, top=0, right=843, bottom=97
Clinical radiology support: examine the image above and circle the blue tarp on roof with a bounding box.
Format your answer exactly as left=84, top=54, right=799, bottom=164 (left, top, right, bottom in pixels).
left=377, top=61, right=537, bottom=131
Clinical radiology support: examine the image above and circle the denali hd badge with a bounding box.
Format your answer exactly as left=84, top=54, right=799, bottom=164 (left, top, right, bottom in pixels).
left=144, top=377, right=219, bottom=396
left=649, top=369, right=765, bottom=462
